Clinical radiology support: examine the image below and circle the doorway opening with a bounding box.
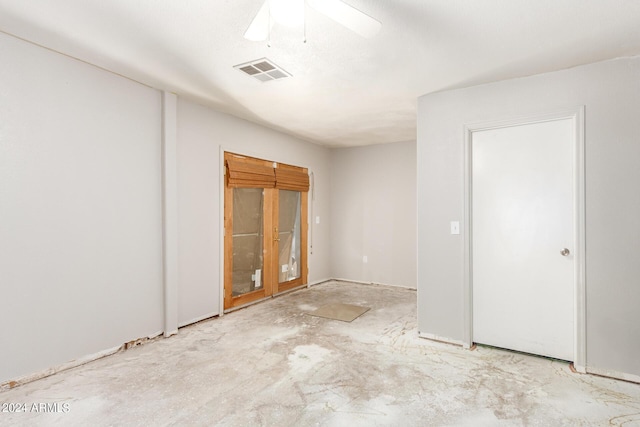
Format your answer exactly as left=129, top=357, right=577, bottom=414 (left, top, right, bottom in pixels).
left=463, top=107, right=586, bottom=370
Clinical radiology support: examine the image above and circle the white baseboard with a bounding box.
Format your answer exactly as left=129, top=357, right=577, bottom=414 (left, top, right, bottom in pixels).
left=587, top=366, right=640, bottom=384
left=573, top=363, right=587, bottom=374
left=416, top=331, right=639, bottom=384
left=178, top=311, right=220, bottom=328
left=418, top=331, right=465, bottom=347
left=332, top=277, right=417, bottom=290
left=308, top=278, right=333, bottom=287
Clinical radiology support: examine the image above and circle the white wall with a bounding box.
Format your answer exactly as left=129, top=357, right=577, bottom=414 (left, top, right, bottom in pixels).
left=176, top=99, right=332, bottom=325
left=329, top=141, right=417, bottom=288
left=417, top=56, right=640, bottom=378
left=0, top=30, right=335, bottom=383
left=0, top=33, right=164, bottom=383
left=0, top=28, right=412, bottom=384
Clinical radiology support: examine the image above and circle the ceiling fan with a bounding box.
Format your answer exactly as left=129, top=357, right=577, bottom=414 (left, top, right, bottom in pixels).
left=244, top=0, right=382, bottom=42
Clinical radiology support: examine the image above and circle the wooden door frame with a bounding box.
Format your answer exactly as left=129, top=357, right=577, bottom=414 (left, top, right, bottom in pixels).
left=221, top=149, right=309, bottom=312
left=462, top=106, right=586, bottom=371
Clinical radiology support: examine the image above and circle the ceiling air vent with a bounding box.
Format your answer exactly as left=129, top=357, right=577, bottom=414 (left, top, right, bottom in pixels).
left=234, top=58, right=291, bottom=82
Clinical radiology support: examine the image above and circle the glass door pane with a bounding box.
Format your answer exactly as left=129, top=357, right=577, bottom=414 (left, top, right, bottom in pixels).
left=278, top=190, right=301, bottom=283
left=232, top=188, right=264, bottom=296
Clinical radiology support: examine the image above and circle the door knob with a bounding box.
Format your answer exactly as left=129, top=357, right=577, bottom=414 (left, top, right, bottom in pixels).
left=560, top=248, right=570, bottom=256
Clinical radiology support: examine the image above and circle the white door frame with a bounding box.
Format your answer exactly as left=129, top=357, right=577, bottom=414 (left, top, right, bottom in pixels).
left=463, top=106, right=586, bottom=372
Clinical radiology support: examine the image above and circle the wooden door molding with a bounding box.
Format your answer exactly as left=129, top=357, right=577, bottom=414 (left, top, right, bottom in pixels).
left=223, top=171, right=233, bottom=309
left=267, top=188, right=279, bottom=294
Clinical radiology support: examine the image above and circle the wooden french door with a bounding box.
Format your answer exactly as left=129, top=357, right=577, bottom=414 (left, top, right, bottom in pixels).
left=223, top=152, right=308, bottom=310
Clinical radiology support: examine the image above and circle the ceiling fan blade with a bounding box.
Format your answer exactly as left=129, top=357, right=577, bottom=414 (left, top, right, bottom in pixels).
left=244, top=0, right=271, bottom=41
left=307, top=0, right=381, bottom=38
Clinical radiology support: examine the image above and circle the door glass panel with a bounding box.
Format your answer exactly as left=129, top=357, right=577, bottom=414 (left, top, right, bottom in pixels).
left=232, top=188, right=264, bottom=296
left=278, top=190, right=301, bottom=283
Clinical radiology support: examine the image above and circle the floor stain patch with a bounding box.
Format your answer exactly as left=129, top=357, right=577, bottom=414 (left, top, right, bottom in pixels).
left=288, top=344, right=331, bottom=374
left=308, top=303, right=370, bottom=322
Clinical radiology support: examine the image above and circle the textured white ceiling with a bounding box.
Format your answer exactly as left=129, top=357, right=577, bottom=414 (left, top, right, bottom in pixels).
left=1, top=0, right=640, bottom=147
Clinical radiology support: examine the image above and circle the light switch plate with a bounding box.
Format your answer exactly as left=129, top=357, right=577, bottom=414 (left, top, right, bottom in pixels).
left=450, top=221, right=460, bottom=235
left=315, top=216, right=320, bottom=224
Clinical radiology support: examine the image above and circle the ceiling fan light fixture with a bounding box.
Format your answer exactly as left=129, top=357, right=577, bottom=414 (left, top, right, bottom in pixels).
left=307, top=0, right=381, bottom=38
left=270, top=0, right=305, bottom=27
left=243, top=0, right=381, bottom=43
left=244, top=0, right=271, bottom=41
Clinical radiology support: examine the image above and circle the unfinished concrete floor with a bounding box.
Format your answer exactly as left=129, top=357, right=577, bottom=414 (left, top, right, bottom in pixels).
left=1, top=281, right=639, bottom=426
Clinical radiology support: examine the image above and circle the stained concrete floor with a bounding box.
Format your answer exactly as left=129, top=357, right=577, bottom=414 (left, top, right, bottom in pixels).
left=1, top=281, right=639, bottom=426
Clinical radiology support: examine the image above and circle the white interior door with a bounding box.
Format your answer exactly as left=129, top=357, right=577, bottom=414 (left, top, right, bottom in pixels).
left=472, top=119, right=574, bottom=361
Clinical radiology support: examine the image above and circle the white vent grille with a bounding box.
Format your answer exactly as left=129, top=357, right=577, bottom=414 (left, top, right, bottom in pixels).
left=234, top=58, right=291, bottom=82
